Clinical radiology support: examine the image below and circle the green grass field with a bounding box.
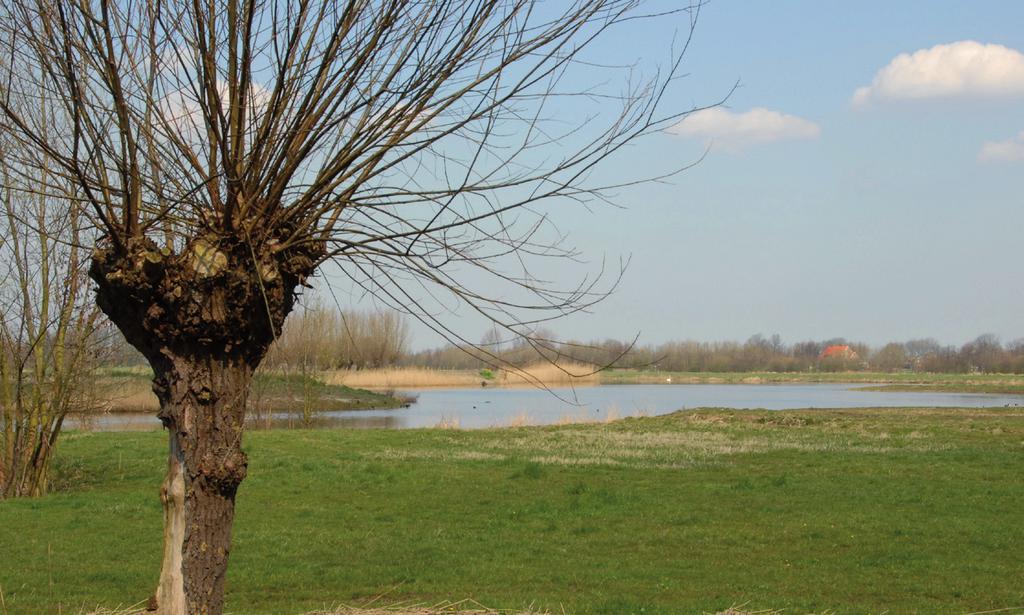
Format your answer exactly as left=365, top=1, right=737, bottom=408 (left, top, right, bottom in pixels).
left=2, top=408, right=1024, bottom=614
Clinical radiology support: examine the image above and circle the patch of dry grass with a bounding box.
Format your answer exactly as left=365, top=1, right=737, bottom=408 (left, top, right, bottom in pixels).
left=306, top=599, right=548, bottom=614
left=82, top=605, right=147, bottom=615
left=78, top=602, right=793, bottom=615
left=361, top=407, right=972, bottom=472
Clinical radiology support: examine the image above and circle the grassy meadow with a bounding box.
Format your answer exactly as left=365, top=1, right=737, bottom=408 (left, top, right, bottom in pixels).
left=3, top=407, right=1024, bottom=614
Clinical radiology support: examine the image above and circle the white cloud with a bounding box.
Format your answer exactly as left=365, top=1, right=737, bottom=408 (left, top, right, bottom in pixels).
left=978, top=131, right=1024, bottom=163
left=853, top=41, right=1024, bottom=107
left=667, top=107, right=820, bottom=149
left=159, top=81, right=273, bottom=145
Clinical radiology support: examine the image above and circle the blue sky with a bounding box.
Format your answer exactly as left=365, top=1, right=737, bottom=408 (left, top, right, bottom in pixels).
left=328, top=1, right=1024, bottom=350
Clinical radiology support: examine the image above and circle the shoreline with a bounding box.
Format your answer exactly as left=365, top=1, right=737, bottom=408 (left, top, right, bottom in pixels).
left=337, top=368, right=1024, bottom=394
left=88, top=367, right=1024, bottom=417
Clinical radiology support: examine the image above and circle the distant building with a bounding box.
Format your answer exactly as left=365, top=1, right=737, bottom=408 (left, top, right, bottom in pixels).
left=820, top=344, right=858, bottom=361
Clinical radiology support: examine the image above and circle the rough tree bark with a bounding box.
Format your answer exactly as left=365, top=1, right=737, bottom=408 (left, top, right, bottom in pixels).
left=149, top=355, right=252, bottom=612
left=155, top=432, right=186, bottom=613
left=89, top=233, right=322, bottom=614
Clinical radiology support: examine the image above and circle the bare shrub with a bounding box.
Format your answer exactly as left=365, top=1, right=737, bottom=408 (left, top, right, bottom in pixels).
left=0, top=149, right=104, bottom=498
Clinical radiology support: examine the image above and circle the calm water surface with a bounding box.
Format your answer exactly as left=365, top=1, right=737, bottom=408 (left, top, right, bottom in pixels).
left=76, top=383, right=1024, bottom=431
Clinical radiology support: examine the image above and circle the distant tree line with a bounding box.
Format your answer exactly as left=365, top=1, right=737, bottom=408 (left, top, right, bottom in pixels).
left=405, top=332, right=1024, bottom=374
left=100, top=310, right=1024, bottom=375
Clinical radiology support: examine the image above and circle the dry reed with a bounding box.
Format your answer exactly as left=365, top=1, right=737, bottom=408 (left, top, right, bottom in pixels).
left=98, top=380, right=159, bottom=413
left=434, top=416, right=461, bottom=429
left=505, top=412, right=534, bottom=427
left=325, top=367, right=482, bottom=389
left=495, top=362, right=600, bottom=387
left=325, top=363, right=599, bottom=390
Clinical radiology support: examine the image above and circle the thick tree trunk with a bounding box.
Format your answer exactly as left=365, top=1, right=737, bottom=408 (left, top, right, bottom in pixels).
left=88, top=233, right=323, bottom=615
left=141, top=356, right=255, bottom=614
left=148, top=356, right=253, bottom=614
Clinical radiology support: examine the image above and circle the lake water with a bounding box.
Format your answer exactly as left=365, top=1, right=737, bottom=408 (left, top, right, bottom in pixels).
left=74, top=383, right=1024, bottom=431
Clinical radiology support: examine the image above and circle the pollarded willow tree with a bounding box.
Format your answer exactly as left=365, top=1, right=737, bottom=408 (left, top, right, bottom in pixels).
left=0, top=0, right=704, bottom=612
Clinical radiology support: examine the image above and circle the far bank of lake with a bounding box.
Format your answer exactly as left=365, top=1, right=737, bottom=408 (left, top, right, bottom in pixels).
left=75, top=382, right=1024, bottom=431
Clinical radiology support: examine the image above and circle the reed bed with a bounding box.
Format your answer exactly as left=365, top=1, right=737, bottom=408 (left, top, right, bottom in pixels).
left=324, top=367, right=482, bottom=389
left=495, top=362, right=600, bottom=387
left=324, top=363, right=599, bottom=390
left=98, top=379, right=159, bottom=413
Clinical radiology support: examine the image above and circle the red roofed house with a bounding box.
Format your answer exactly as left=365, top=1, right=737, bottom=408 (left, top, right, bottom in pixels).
left=819, top=344, right=858, bottom=361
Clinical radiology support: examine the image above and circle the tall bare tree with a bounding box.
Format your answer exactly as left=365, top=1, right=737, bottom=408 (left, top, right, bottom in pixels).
left=0, top=152, right=103, bottom=498
left=0, top=1, right=703, bottom=612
